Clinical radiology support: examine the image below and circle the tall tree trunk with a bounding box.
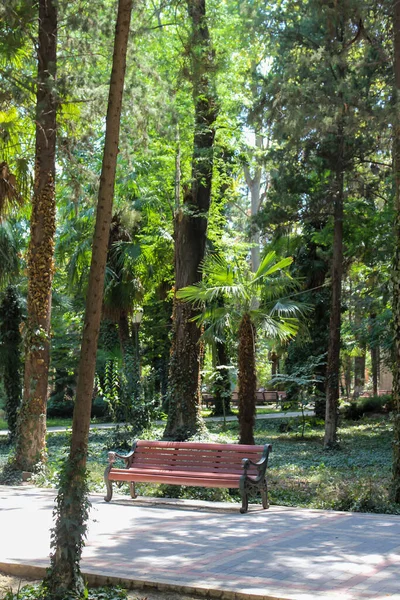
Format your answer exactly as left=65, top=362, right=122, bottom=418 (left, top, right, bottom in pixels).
left=238, top=313, right=256, bottom=445
left=165, top=0, right=218, bottom=440
left=244, top=133, right=263, bottom=273
left=392, top=0, right=400, bottom=503
left=15, top=0, right=57, bottom=471
left=45, top=1, right=132, bottom=594
left=324, top=120, right=345, bottom=448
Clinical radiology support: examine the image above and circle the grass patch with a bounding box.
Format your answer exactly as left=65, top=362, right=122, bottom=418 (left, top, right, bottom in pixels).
left=1, top=414, right=398, bottom=515
left=0, top=417, right=74, bottom=431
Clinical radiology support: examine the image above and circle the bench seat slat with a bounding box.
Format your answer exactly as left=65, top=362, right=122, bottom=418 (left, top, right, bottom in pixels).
left=108, top=470, right=242, bottom=488
left=131, top=453, right=259, bottom=464
left=112, top=463, right=252, bottom=475
left=135, top=440, right=264, bottom=453
left=133, top=447, right=263, bottom=457
left=130, top=462, right=254, bottom=474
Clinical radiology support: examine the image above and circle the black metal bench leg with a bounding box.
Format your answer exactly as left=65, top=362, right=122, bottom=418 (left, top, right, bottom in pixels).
left=261, top=481, right=269, bottom=509
left=104, top=465, right=113, bottom=502
left=239, top=476, right=249, bottom=513
left=130, top=482, right=137, bottom=499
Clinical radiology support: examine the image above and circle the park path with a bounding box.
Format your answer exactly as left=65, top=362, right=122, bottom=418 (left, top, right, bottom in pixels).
left=0, top=410, right=314, bottom=437
left=0, top=485, right=399, bottom=600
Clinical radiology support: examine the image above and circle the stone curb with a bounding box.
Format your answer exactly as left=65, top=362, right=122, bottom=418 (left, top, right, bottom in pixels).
left=0, top=561, right=287, bottom=600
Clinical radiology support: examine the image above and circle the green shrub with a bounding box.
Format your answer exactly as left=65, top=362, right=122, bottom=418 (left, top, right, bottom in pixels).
left=342, top=394, right=392, bottom=420
left=47, top=395, right=109, bottom=419
left=47, top=392, right=75, bottom=418
left=91, top=396, right=109, bottom=418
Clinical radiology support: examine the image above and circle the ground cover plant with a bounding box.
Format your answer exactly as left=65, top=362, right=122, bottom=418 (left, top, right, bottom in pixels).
left=1, top=416, right=397, bottom=514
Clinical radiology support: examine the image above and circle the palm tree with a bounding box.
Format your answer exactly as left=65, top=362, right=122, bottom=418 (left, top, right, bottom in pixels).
left=177, top=251, right=302, bottom=444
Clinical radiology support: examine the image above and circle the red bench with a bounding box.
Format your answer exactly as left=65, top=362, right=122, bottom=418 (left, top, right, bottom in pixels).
left=104, top=440, right=272, bottom=513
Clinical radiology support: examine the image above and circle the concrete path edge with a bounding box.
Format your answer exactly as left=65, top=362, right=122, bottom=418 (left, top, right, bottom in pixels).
left=0, top=561, right=285, bottom=600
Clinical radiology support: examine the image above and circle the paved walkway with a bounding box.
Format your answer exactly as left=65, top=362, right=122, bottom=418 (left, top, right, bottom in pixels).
left=0, top=485, right=399, bottom=600
left=0, top=411, right=314, bottom=437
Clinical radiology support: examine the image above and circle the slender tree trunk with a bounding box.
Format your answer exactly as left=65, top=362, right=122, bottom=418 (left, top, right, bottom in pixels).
left=371, top=346, right=379, bottom=396
left=45, top=1, right=132, bottom=594
left=15, top=0, right=57, bottom=471
left=212, top=338, right=232, bottom=417
left=392, top=0, right=400, bottom=503
left=165, top=0, right=218, bottom=439
left=238, top=313, right=256, bottom=445
left=343, top=355, right=351, bottom=399
left=324, top=120, right=345, bottom=448
left=244, top=133, right=263, bottom=273
left=353, top=351, right=366, bottom=398
left=118, top=311, right=139, bottom=420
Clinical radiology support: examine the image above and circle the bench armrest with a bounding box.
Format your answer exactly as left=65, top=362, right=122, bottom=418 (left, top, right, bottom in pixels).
left=241, top=444, right=272, bottom=482
left=107, top=441, right=138, bottom=469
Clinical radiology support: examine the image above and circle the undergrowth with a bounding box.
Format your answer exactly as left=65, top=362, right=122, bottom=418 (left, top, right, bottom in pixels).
left=1, top=583, right=128, bottom=600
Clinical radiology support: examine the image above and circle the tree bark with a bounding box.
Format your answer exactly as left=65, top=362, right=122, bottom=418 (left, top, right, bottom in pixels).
left=392, top=0, right=400, bottom=503
left=238, top=313, right=256, bottom=445
left=165, top=0, right=218, bottom=439
left=15, top=0, right=57, bottom=471
left=324, top=120, right=345, bottom=448
left=46, top=0, right=132, bottom=594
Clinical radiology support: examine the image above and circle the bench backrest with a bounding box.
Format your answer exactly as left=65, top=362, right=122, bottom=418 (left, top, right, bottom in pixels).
left=131, top=440, right=269, bottom=477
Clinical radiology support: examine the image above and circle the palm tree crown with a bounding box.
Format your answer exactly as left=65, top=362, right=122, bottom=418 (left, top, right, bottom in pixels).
left=177, top=251, right=304, bottom=444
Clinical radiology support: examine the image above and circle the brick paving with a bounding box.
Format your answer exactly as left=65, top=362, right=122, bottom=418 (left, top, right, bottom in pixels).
left=1, top=486, right=400, bottom=599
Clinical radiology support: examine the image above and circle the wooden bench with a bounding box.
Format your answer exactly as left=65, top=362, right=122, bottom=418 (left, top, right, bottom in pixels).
left=231, top=390, right=283, bottom=406
left=104, top=440, right=272, bottom=513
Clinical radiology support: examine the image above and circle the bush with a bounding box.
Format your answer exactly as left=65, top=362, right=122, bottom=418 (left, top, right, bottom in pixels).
left=47, top=394, right=110, bottom=419
left=46, top=393, right=75, bottom=418
left=342, top=394, right=392, bottom=420
left=91, top=395, right=109, bottom=418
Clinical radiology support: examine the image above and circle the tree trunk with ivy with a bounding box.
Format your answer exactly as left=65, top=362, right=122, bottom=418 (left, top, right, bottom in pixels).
left=45, top=1, right=132, bottom=595
left=164, top=0, right=218, bottom=440
left=238, top=313, right=256, bottom=445
left=14, top=0, right=57, bottom=471
left=392, top=0, right=400, bottom=504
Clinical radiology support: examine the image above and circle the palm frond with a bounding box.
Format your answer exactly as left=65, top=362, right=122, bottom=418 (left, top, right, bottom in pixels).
left=253, top=251, right=293, bottom=283
left=270, top=300, right=308, bottom=318
left=202, top=253, right=236, bottom=285
left=0, top=162, right=22, bottom=217
left=258, top=313, right=299, bottom=340
left=0, top=221, right=19, bottom=284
